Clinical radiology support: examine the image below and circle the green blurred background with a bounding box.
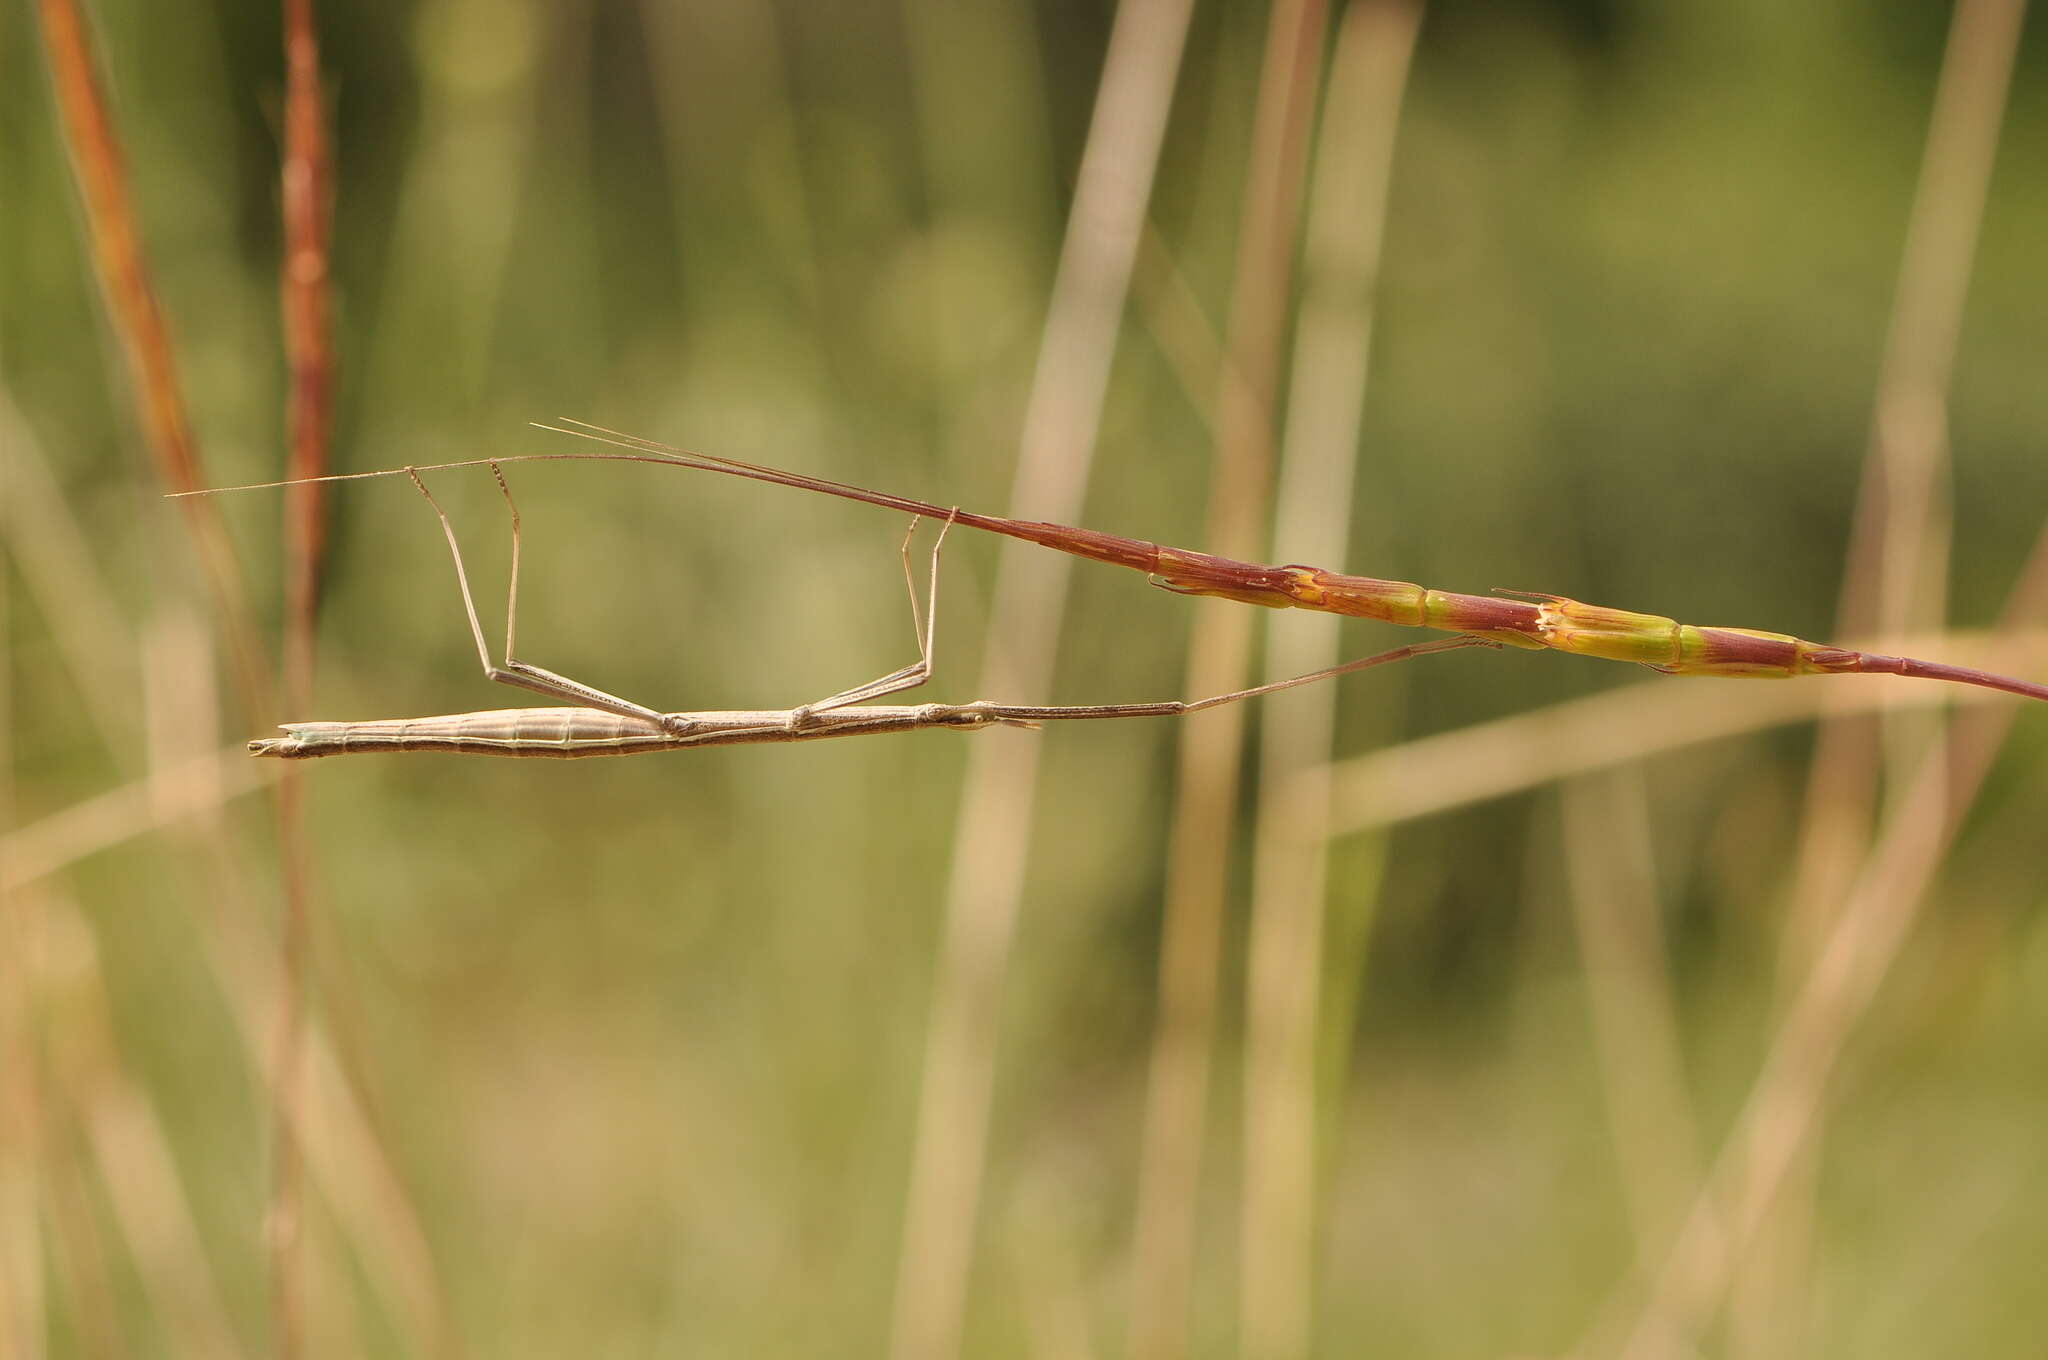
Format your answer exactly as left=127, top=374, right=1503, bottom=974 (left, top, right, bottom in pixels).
left=5, top=0, right=2048, bottom=1355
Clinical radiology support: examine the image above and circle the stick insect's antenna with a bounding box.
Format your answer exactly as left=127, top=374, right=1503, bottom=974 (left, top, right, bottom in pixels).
left=165, top=445, right=706, bottom=498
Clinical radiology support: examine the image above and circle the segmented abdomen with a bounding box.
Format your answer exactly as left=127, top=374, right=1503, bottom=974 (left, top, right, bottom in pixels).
left=253, top=708, right=674, bottom=758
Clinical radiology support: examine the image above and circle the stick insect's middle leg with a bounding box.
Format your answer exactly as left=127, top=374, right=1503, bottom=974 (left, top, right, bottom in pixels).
left=782, top=510, right=958, bottom=732
left=407, top=465, right=695, bottom=734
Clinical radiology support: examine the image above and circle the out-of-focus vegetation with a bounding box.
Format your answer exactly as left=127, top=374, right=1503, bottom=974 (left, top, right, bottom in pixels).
left=4, top=1, right=2046, bottom=1356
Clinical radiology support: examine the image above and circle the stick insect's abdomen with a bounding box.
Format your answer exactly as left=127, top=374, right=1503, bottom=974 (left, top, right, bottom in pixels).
left=252, top=709, right=676, bottom=758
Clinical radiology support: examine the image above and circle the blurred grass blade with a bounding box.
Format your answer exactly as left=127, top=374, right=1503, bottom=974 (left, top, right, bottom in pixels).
left=0, top=387, right=136, bottom=752
left=1239, top=4, right=1421, bottom=1357
left=1560, top=770, right=1702, bottom=1271
left=1132, top=3, right=1329, bottom=1356
left=1787, top=0, right=2028, bottom=972
left=1316, top=630, right=2044, bottom=836
left=1757, top=4, right=2026, bottom=1351
left=1604, top=522, right=2048, bottom=1358
left=887, top=2, right=1197, bottom=1357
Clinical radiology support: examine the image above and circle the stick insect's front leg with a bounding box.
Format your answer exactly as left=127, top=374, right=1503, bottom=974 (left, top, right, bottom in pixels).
left=779, top=509, right=960, bottom=733
left=407, top=464, right=700, bottom=735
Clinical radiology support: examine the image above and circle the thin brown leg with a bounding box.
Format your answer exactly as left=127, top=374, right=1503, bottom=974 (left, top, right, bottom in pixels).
left=781, top=510, right=959, bottom=731
left=406, top=465, right=689, bottom=732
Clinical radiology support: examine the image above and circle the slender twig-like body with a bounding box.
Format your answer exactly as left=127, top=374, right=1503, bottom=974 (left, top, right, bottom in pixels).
left=241, top=460, right=1485, bottom=758
left=253, top=705, right=1013, bottom=758
left=250, top=640, right=1484, bottom=759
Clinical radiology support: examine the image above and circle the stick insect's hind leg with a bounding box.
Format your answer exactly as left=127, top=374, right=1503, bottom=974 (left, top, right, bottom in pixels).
left=782, top=509, right=959, bottom=732
left=406, top=465, right=690, bottom=733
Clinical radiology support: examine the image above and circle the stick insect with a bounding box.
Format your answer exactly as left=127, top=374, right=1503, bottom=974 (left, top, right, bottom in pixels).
left=184, top=419, right=2048, bottom=758
left=247, top=462, right=1488, bottom=757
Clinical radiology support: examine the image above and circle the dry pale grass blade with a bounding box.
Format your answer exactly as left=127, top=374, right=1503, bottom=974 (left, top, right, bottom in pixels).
left=268, top=706, right=313, bottom=1360
left=1725, top=1184, right=1818, bottom=1360
left=268, top=781, right=314, bottom=1359
left=169, top=837, right=453, bottom=1356
left=1755, top=7, right=2026, bottom=1347
left=1596, top=527, right=2048, bottom=1359
left=2, top=648, right=444, bottom=1349
left=902, top=0, right=1054, bottom=259
left=1313, top=629, right=2046, bottom=836
left=354, top=0, right=541, bottom=421
left=35, top=0, right=270, bottom=718
left=142, top=608, right=221, bottom=819
left=1132, top=4, right=1330, bottom=1356
left=1238, top=5, right=1420, bottom=1358
left=33, top=896, right=128, bottom=1356
left=35, top=14, right=326, bottom=1347
left=639, top=1, right=822, bottom=313
left=886, top=3, right=1197, bottom=1357
left=1004, top=1171, right=1102, bottom=1360
left=0, top=388, right=136, bottom=752
left=0, top=746, right=276, bottom=895
left=44, top=1138, right=123, bottom=1358
left=1784, top=0, right=2026, bottom=987
left=0, top=601, right=47, bottom=1358
left=179, top=845, right=455, bottom=1356
left=1851, top=0, right=2024, bottom=655
left=46, top=876, right=378, bottom=1351
left=135, top=608, right=307, bottom=1350
left=35, top=894, right=247, bottom=1357
left=1604, top=713, right=1995, bottom=1359
left=1785, top=0, right=2028, bottom=979
left=275, top=1012, right=453, bottom=1356
left=1132, top=224, right=1228, bottom=441
left=1559, top=770, right=1704, bottom=1272
left=86, top=1085, right=248, bottom=1357
left=0, top=995, right=43, bottom=1357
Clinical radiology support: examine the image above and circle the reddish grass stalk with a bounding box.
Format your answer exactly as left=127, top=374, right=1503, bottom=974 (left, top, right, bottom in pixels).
left=36, top=3, right=330, bottom=1353
left=281, top=0, right=336, bottom=715
left=1131, top=4, right=1329, bottom=1357
left=271, top=2, right=337, bottom=1356
left=35, top=0, right=271, bottom=719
